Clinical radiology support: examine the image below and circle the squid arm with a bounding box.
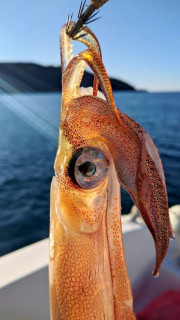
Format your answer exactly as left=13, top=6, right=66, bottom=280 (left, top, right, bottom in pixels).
left=62, top=46, right=173, bottom=277
left=60, top=23, right=102, bottom=100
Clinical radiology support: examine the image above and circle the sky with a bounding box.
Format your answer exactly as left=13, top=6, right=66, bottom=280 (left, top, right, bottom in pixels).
left=1, top=0, right=180, bottom=92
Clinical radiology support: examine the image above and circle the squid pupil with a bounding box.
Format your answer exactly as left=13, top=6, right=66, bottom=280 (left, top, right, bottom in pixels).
left=78, top=162, right=96, bottom=177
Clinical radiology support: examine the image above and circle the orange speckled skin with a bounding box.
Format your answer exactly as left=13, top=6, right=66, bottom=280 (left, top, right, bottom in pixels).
left=49, top=23, right=172, bottom=320
left=49, top=175, right=115, bottom=319
left=50, top=146, right=135, bottom=319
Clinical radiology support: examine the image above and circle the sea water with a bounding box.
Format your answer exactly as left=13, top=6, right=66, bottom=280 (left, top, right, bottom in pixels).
left=0, top=91, right=180, bottom=255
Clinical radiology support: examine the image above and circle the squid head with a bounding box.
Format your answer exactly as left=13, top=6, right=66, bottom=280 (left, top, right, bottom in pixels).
left=49, top=24, right=173, bottom=319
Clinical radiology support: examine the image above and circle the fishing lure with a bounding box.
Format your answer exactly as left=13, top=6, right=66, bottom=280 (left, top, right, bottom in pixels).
left=49, top=1, right=173, bottom=319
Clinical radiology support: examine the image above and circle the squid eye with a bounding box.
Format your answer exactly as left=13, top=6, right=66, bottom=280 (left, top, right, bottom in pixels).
left=78, top=162, right=96, bottom=177
left=68, top=147, right=109, bottom=189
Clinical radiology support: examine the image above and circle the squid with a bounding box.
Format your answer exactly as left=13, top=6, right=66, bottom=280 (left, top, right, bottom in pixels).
left=49, top=17, right=173, bottom=320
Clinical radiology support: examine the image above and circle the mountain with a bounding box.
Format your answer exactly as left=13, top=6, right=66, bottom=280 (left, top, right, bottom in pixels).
left=0, top=62, right=135, bottom=93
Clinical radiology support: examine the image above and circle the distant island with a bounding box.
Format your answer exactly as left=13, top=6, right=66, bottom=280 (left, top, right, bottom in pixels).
left=0, top=63, right=136, bottom=93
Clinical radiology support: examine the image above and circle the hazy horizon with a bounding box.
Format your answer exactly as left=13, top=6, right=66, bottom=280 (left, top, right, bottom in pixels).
left=1, top=0, right=180, bottom=92
left=1, top=60, right=180, bottom=93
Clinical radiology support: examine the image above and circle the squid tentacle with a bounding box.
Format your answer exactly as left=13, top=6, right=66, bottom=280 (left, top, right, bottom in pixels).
left=60, top=23, right=102, bottom=96
left=62, top=48, right=172, bottom=276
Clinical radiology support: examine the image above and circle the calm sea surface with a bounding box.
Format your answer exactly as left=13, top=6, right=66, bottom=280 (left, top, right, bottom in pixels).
left=0, top=92, right=180, bottom=256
